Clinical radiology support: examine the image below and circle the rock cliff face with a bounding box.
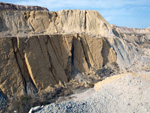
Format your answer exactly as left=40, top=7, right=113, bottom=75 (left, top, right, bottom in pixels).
left=0, top=34, right=116, bottom=97
left=112, top=25, right=150, bottom=47
left=0, top=2, right=48, bottom=11
left=0, top=3, right=150, bottom=101
left=112, top=25, right=150, bottom=34
left=0, top=10, right=112, bottom=37
left=111, top=25, right=150, bottom=72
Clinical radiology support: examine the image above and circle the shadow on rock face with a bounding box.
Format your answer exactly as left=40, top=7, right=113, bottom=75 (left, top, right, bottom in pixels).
left=95, top=63, right=120, bottom=79
left=0, top=90, right=7, bottom=113
left=0, top=17, right=8, bottom=32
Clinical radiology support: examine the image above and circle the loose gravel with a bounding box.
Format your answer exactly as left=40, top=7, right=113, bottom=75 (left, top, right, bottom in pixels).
left=0, top=92, right=7, bottom=112
left=31, top=73, right=150, bottom=113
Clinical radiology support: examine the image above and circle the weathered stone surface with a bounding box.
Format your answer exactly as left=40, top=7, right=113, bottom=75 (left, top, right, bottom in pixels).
left=112, top=25, right=150, bottom=34
left=27, top=11, right=50, bottom=33
left=0, top=9, right=113, bottom=37
left=0, top=2, right=48, bottom=11
left=0, top=10, right=33, bottom=36
left=112, top=25, right=150, bottom=47
left=0, top=34, right=116, bottom=97
left=0, top=37, right=25, bottom=97
left=110, top=25, right=150, bottom=72
left=0, top=3, right=150, bottom=103
left=47, top=10, right=112, bottom=37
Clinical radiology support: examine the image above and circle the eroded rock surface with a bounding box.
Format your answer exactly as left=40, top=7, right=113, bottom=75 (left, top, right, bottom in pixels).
left=0, top=3, right=150, bottom=113
left=0, top=9, right=112, bottom=37
left=0, top=7, right=150, bottom=98
left=0, top=34, right=116, bottom=97
left=0, top=2, right=48, bottom=11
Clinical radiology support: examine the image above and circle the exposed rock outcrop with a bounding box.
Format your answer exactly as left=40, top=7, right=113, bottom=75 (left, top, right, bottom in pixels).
left=0, top=34, right=116, bottom=97
left=112, top=25, right=150, bottom=48
left=0, top=10, right=112, bottom=37
left=0, top=7, right=117, bottom=99
left=0, top=2, right=48, bottom=11
left=110, top=25, right=150, bottom=72
left=112, top=25, right=150, bottom=34
left=0, top=4, right=150, bottom=113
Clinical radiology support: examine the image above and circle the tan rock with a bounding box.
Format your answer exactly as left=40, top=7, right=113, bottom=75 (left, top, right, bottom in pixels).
left=47, top=10, right=112, bottom=37
left=0, top=34, right=117, bottom=97
left=0, top=37, right=25, bottom=97
left=0, top=10, right=33, bottom=36
left=28, top=11, right=50, bottom=33
left=0, top=9, right=113, bottom=37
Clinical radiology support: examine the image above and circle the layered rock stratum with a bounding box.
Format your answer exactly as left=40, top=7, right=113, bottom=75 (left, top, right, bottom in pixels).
left=0, top=2, right=48, bottom=11
left=0, top=2, right=150, bottom=113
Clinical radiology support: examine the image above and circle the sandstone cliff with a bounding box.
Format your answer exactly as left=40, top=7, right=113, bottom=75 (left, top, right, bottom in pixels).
left=0, top=4, right=150, bottom=110
left=0, top=34, right=116, bottom=97
left=0, top=2, right=48, bottom=11
left=0, top=9, right=112, bottom=37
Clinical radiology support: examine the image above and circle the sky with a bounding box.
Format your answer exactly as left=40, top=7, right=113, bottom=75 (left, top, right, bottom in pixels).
left=1, top=0, right=150, bottom=28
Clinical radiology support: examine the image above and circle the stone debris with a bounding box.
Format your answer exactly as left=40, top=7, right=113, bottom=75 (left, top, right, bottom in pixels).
left=34, top=73, right=150, bottom=113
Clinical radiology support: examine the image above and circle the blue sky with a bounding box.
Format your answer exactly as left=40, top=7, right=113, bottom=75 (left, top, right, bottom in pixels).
left=2, top=0, right=150, bottom=28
